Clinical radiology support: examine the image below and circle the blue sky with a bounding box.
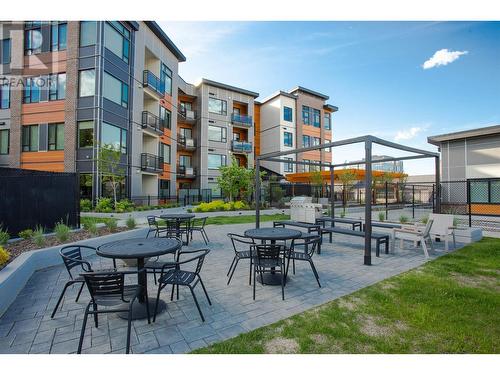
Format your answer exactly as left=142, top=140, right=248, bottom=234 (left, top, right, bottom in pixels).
left=160, top=21, right=500, bottom=175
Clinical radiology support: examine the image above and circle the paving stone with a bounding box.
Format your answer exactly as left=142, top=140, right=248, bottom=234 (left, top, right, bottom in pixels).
left=168, top=340, right=191, bottom=354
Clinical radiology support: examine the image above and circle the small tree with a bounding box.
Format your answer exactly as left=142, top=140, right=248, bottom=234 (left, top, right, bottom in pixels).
left=310, top=170, right=324, bottom=200
left=98, top=143, right=125, bottom=208
left=217, top=157, right=254, bottom=202
left=337, top=168, right=357, bottom=214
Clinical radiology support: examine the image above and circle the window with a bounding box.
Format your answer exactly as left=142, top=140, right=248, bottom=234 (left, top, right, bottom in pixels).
left=324, top=113, right=331, bottom=130
left=79, top=174, right=93, bottom=200
left=48, top=123, right=64, bottom=150
left=208, top=182, right=222, bottom=198
left=0, top=129, right=9, bottom=155
left=208, top=154, right=227, bottom=169
left=233, top=107, right=240, bottom=115
left=302, top=106, right=311, bottom=125
left=159, top=106, right=171, bottom=129
left=208, top=125, right=227, bottom=142
left=160, top=63, right=172, bottom=95
left=179, top=155, right=192, bottom=167
left=0, top=84, right=9, bottom=109
left=180, top=101, right=192, bottom=113
left=49, top=73, right=66, bottom=100
left=208, top=97, right=227, bottom=115
left=24, top=22, right=42, bottom=55
left=23, top=77, right=41, bottom=103
left=284, top=132, right=293, bottom=147
left=302, top=159, right=310, bottom=172
left=22, top=125, right=39, bottom=152
left=284, top=157, right=293, bottom=173
left=51, top=22, right=67, bottom=51
left=313, top=109, right=321, bottom=127
left=159, top=179, right=170, bottom=198
left=103, top=72, right=128, bottom=108
left=79, top=70, right=95, bottom=97
left=1, top=39, right=11, bottom=64
left=283, top=106, right=293, bottom=122
left=303, top=135, right=311, bottom=147
left=312, top=137, right=321, bottom=146
left=104, top=22, right=130, bottom=63
left=101, top=122, right=127, bottom=154
left=80, top=21, right=97, bottom=47
left=179, top=127, right=192, bottom=139
left=78, top=121, right=94, bottom=148
left=160, top=143, right=171, bottom=164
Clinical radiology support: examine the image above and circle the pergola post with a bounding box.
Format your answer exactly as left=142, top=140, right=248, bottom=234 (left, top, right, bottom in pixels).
left=330, top=166, right=335, bottom=219
left=255, top=159, right=261, bottom=228
left=364, top=140, right=372, bottom=266
left=434, top=156, right=441, bottom=213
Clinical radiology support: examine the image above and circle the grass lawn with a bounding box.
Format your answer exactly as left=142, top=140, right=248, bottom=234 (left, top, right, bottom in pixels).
left=80, top=216, right=118, bottom=226
left=194, top=237, right=500, bottom=354
left=204, top=214, right=290, bottom=226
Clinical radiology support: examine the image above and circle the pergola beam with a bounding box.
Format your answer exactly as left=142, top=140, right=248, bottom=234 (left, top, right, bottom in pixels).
left=265, top=157, right=333, bottom=168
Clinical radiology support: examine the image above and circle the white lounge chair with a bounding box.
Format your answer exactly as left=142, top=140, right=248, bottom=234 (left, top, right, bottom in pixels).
left=391, top=219, right=434, bottom=258
left=429, top=213, right=456, bottom=251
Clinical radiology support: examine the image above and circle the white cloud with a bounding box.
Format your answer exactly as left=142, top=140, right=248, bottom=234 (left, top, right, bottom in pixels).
left=394, top=126, right=424, bottom=141
left=422, top=48, right=468, bottom=70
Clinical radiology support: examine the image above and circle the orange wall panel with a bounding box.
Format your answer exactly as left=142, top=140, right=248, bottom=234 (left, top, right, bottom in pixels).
left=22, top=101, right=66, bottom=125
left=471, top=204, right=500, bottom=215
left=23, top=51, right=67, bottom=75
left=21, top=151, right=65, bottom=172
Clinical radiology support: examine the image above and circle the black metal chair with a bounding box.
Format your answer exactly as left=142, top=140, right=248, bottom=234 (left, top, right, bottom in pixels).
left=285, top=236, right=321, bottom=288
left=144, top=237, right=183, bottom=285
left=253, top=244, right=287, bottom=301
left=51, top=245, right=116, bottom=319
left=146, top=216, right=169, bottom=238
left=153, top=249, right=211, bottom=322
left=190, top=217, right=209, bottom=244
left=227, top=233, right=255, bottom=285
left=77, top=269, right=150, bottom=354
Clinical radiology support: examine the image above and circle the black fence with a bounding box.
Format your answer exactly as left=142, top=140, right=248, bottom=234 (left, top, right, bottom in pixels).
left=129, top=189, right=213, bottom=207
left=0, top=168, right=80, bottom=236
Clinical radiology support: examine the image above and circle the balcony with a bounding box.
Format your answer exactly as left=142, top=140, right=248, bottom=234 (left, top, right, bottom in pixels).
left=232, top=140, right=253, bottom=154
left=178, top=108, right=197, bottom=124
left=178, top=136, right=196, bottom=151
left=177, top=165, right=196, bottom=179
left=231, top=113, right=253, bottom=128
left=140, top=153, right=164, bottom=173
left=141, top=111, right=164, bottom=135
left=143, top=70, right=164, bottom=97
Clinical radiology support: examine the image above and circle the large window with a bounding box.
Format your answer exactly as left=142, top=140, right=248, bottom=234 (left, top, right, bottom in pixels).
left=101, top=122, right=127, bottom=154
left=0, top=129, right=9, bottom=155
left=284, top=131, right=293, bottom=147
left=80, top=21, right=97, bottom=47
left=470, top=180, right=500, bottom=203
left=303, top=135, right=311, bottom=147
left=24, top=22, right=42, bottom=55
left=179, top=155, right=192, bottom=167
left=312, top=137, right=321, bottom=146
left=79, top=70, right=95, bottom=97
left=208, top=97, right=227, bottom=115
left=51, top=22, right=67, bottom=51
left=302, top=105, right=311, bottom=125
left=208, top=125, right=227, bottom=142
left=160, top=63, right=172, bottom=96
left=48, top=123, right=64, bottom=150
left=324, top=112, right=331, bottom=130
left=22, top=125, right=39, bottom=152
left=284, top=157, right=293, bottom=173
left=104, top=22, right=130, bottom=63
left=160, top=143, right=171, bottom=164
left=159, top=106, right=171, bottom=129
left=0, top=84, right=9, bottom=109
left=49, top=73, right=66, bottom=100
left=208, top=153, right=227, bottom=169
left=313, top=109, right=321, bottom=127
left=103, top=72, right=128, bottom=108
left=78, top=121, right=94, bottom=148
left=283, top=106, right=293, bottom=122
left=159, top=179, right=170, bottom=198
left=1, top=38, right=11, bottom=64
left=23, top=77, right=41, bottom=103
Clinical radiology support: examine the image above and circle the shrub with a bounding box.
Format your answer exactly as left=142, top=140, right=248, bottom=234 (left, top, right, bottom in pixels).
left=233, top=201, right=248, bottom=210
left=126, top=217, right=136, bottom=229
left=0, top=246, right=10, bottom=268
left=194, top=200, right=249, bottom=212
left=18, top=229, right=34, bottom=240
left=0, top=226, right=10, bottom=246
left=105, top=218, right=118, bottom=232
left=33, top=226, right=46, bottom=247
left=187, top=208, right=193, bottom=213
left=399, top=215, right=409, bottom=224
left=83, top=220, right=99, bottom=235
left=115, top=199, right=135, bottom=213
left=223, top=202, right=233, bottom=211
left=421, top=215, right=429, bottom=224
left=54, top=221, right=71, bottom=242
left=378, top=212, right=385, bottom=222
left=95, top=197, right=114, bottom=213
left=80, top=199, right=93, bottom=212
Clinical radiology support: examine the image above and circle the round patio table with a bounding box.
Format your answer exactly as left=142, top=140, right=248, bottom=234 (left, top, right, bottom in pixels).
left=97, top=237, right=182, bottom=320
left=159, top=213, right=196, bottom=245
left=244, top=227, right=302, bottom=285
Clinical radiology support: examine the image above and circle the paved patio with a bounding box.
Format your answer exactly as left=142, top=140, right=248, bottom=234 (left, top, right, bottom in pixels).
left=0, top=222, right=462, bottom=354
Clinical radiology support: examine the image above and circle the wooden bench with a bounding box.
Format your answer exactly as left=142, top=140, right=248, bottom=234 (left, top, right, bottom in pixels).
left=320, top=227, right=389, bottom=257
left=315, top=217, right=362, bottom=231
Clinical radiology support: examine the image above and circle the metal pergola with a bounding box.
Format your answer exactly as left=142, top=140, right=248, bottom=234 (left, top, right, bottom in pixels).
left=255, top=135, right=440, bottom=266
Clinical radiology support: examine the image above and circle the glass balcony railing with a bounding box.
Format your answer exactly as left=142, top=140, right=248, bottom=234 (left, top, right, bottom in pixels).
left=143, top=70, right=164, bottom=96
left=178, top=136, right=196, bottom=150
left=231, top=113, right=253, bottom=127
left=141, top=111, right=164, bottom=134
left=140, top=153, right=164, bottom=173
left=178, top=108, right=197, bottom=122
left=232, top=140, right=253, bottom=153
left=177, top=165, right=196, bottom=178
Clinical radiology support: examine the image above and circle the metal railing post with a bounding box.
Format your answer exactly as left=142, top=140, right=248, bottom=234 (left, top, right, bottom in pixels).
left=385, top=181, right=388, bottom=220
left=412, top=185, right=415, bottom=219
left=467, top=179, right=472, bottom=227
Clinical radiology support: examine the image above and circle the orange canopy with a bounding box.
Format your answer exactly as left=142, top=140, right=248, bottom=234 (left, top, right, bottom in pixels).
left=284, top=168, right=405, bottom=184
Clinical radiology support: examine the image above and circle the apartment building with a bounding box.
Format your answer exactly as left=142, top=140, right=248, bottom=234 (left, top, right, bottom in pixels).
left=0, top=21, right=185, bottom=202
left=352, top=155, right=404, bottom=173
left=257, top=86, right=338, bottom=176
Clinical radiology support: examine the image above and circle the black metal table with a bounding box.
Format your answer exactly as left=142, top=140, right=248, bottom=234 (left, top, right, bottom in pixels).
left=159, top=213, right=196, bottom=245
left=244, top=227, right=302, bottom=285
left=97, top=237, right=182, bottom=320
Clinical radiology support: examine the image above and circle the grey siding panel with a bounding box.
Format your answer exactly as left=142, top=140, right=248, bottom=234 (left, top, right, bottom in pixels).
left=103, top=50, right=130, bottom=83
left=102, top=99, right=128, bottom=128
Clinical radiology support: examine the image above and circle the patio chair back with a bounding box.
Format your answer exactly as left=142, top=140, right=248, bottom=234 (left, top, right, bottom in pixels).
left=294, top=236, right=320, bottom=257
left=228, top=233, right=255, bottom=254
left=60, top=245, right=94, bottom=279
left=255, top=244, right=284, bottom=267
left=177, top=249, right=210, bottom=275
left=191, top=216, right=207, bottom=229
left=147, top=216, right=158, bottom=229
left=82, top=271, right=125, bottom=301
left=428, top=213, right=454, bottom=235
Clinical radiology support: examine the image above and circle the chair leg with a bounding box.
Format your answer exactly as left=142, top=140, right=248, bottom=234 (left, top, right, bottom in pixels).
left=144, top=289, right=151, bottom=324
left=281, top=268, right=285, bottom=301
left=253, top=265, right=256, bottom=300
left=189, top=286, right=205, bottom=322
left=421, top=239, right=430, bottom=258
left=153, top=284, right=163, bottom=323
left=309, top=260, right=321, bottom=288
left=93, top=302, right=98, bottom=328
left=445, top=237, right=449, bottom=251
left=170, top=284, right=176, bottom=301
left=51, top=281, right=73, bottom=318
left=292, top=258, right=296, bottom=275
left=176, top=285, right=179, bottom=300
left=153, top=269, right=157, bottom=285
left=227, top=256, right=236, bottom=276
left=199, top=278, right=212, bottom=305
left=202, top=229, right=209, bottom=243
left=227, top=258, right=240, bottom=285
left=75, top=282, right=85, bottom=303
left=452, top=232, right=456, bottom=249
left=249, top=257, right=253, bottom=285
left=77, top=303, right=91, bottom=354
left=126, top=305, right=133, bottom=354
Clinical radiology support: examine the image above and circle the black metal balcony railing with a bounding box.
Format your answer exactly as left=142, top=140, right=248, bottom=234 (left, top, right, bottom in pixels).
left=177, top=165, right=196, bottom=178
left=231, top=113, right=253, bottom=127
left=232, top=140, right=253, bottom=153
left=178, top=135, right=196, bottom=150
left=140, top=153, right=164, bottom=173
left=178, top=108, right=197, bottom=122
left=141, top=111, right=164, bottom=134
left=143, top=70, right=164, bottom=96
